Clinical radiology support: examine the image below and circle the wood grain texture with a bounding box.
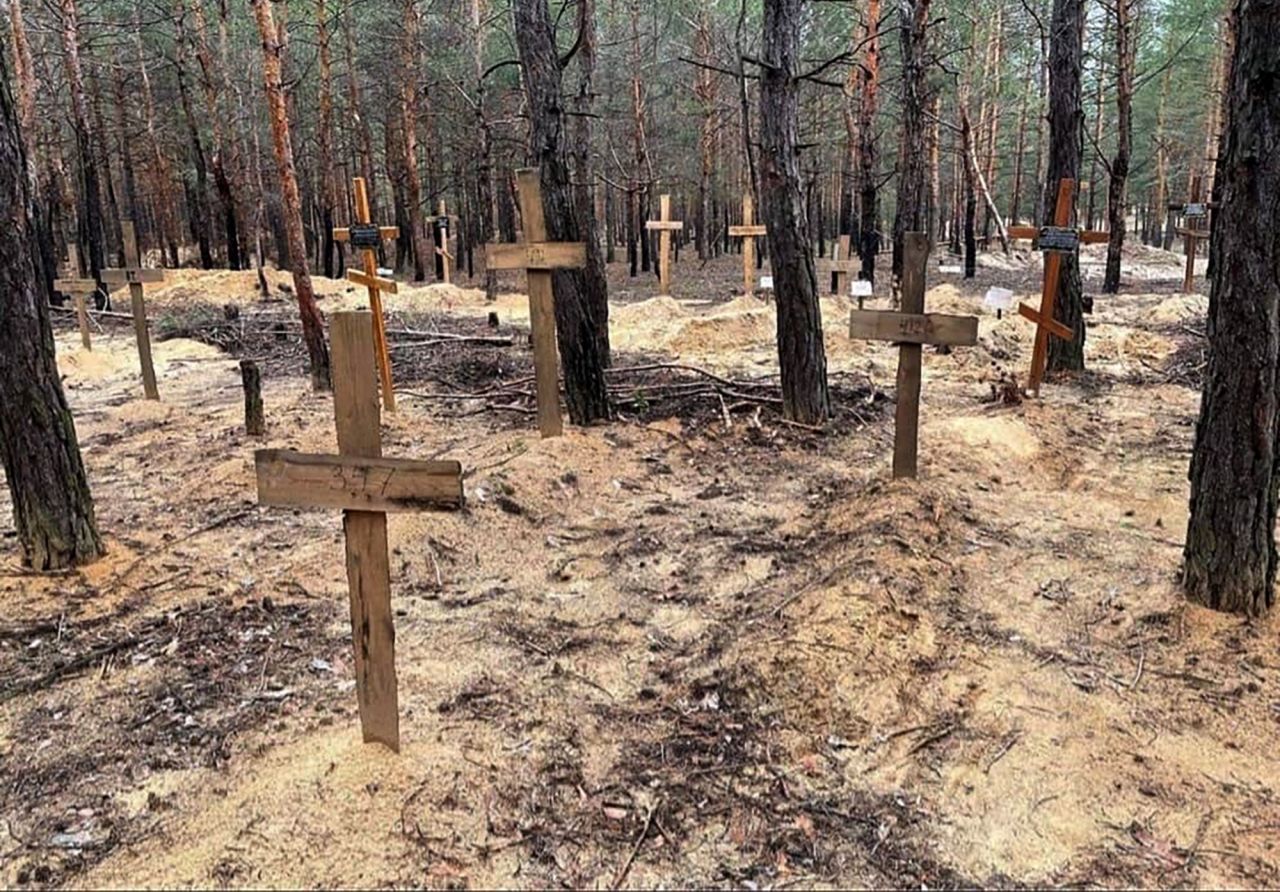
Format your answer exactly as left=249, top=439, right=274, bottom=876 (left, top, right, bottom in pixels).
left=849, top=310, right=978, bottom=347
left=515, top=169, right=565, bottom=438
left=893, top=232, right=928, bottom=479
left=254, top=449, right=463, bottom=512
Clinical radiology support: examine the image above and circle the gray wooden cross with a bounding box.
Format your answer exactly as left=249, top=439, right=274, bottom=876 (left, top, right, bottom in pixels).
left=53, top=243, right=98, bottom=351
left=102, top=221, right=164, bottom=400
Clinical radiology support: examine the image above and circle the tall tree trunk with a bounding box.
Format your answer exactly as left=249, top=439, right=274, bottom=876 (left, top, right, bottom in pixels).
left=512, top=0, right=611, bottom=424
left=471, top=0, right=498, bottom=298
left=340, top=6, right=378, bottom=222
left=0, top=50, right=104, bottom=571
left=1183, top=0, right=1280, bottom=616
left=1009, top=59, right=1032, bottom=225
left=569, top=0, right=609, bottom=358
left=892, top=0, right=931, bottom=285
left=857, top=0, right=881, bottom=282
left=1103, top=0, right=1135, bottom=293
left=400, top=0, right=429, bottom=281
left=190, top=0, right=243, bottom=269
left=135, top=0, right=180, bottom=267
left=1152, top=56, right=1172, bottom=249
left=174, top=55, right=214, bottom=269
left=250, top=0, right=330, bottom=390
left=759, top=0, right=829, bottom=424
left=9, top=0, right=36, bottom=153
left=57, top=0, right=107, bottom=280
left=1043, top=0, right=1087, bottom=373
left=316, top=0, right=340, bottom=279
left=694, top=0, right=717, bottom=261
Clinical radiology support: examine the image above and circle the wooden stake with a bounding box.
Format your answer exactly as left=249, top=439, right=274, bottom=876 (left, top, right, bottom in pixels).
left=334, top=177, right=399, bottom=412
left=53, top=243, right=96, bottom=351
left=645, top=194, right=684, bottom=296
left=484, top=168, right=587, bottom=438
left=102, top=221, right=163, bottom=400
left=728, top=194, right=767, bottom=295
left=240, top=359, right=265, bottom=436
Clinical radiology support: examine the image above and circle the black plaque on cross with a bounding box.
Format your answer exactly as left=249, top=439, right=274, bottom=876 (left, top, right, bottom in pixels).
left=1036, top=226, right=1081, bottom=253
left=348, top=223, right=383, bottom=250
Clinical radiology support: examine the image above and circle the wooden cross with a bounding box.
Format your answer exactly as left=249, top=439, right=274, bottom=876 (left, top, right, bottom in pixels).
left=102, top=221, right=164, bottom=400
left=485, top=168, right=587, bottom=439
left=435, top=199, right=456, bottom=285
left=728, top=193, right=767, bottom=295
left=54, top=243, right=97, bottom=351
left=1169, top=176, right=1213, bottom=295
left=1008, top=178, right=1107, bottom=394
left=821, top=234, right=858, bottom=295
left=334, top=177, right=399, bottom=412
left=645, top=194, right=684, bottom=296
left=849, top=232, right=977, bottom=479
left=254, top=312, right=464, bottom=752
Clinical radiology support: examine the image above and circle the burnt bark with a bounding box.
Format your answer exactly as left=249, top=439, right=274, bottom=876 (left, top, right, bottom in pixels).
left=759, top=0, right=829, bottom=424
left=1103, top=0, right=1136, bottom=293
left=1183, top=0, right=1280, bottom=617
left=858, top=0, right=882, bottom=282
left=0, top=50, right=104, bottom=570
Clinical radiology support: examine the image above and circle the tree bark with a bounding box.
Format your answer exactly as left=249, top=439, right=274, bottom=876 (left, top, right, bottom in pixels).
left=1183, top=0, right=1280, bottom=617
left=250, top=0, right=331, bottom=391
left=57, top=0, right=107, bottom=281
left=892, top=0, right=931, bottom=285
left=1043, top=0, right=1087, bottom=373
left=1103, top=0, right=1135, bottom=293
left=512, top=0, right=611, bottom=425
left=0, top=50, right=104, bottom=571
left=316, top=0, right=341, bottom=279
left=857, top=0, right=881, bottom=283
left=759, top=0, right=829, bottom=424
left=400, top=0, right=429, bottom=281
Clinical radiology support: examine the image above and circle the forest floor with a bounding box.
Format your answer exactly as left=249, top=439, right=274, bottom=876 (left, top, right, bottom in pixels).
left=2, top=241, right=1278, bottom=889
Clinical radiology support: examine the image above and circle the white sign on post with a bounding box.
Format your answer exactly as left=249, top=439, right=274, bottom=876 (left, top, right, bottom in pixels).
left=851, top=280, right=874, bottom=298
left=760, top=276, right=774, bottom=290
left=939, top=264, right=963, bottom=275
left=984, top=287, right=1014, bottom=311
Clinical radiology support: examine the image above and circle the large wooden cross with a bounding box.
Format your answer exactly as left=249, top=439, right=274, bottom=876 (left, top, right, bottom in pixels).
left=54, top=243, right=97, bottom=351
left=850, top=232, right=977, bottom=479
left=728, top=193, right=767, bottom=295
left=102, top=221, right=164, bottom=400
left=821, top=234, right=858, bottom=295
left=645, top=194, right=684, bottom=296
left=1008, top=178, right=1107, bottom=394
left=334, top=177, right=399, bottom=412
left=1170, top=176, right=1213, bottom=295
left=485, top=168, right=587, bottom=439
left=254, top=312, right=464, bottom=752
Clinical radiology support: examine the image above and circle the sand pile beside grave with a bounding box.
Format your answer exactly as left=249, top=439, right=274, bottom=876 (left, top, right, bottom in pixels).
left=1149, top=293, right=1208, bottom=325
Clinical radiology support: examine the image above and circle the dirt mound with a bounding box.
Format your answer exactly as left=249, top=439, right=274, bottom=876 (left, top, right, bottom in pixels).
left=1149, top=294, right=1208, bottom=325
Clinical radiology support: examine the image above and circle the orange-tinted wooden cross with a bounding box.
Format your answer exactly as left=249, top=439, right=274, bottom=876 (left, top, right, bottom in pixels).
left=821, top=234, right=857, bottom=295
left=254, top=312, right=464, bottom=752
left=54, top=243, right=97, bottom=351
left=1170, top=176, right=1213, bottom=295
left=1008, top=178, right=1107, bottom=394
left=485, top=168, right=587, bottom=439
left=335, top=177, right=399, bottom=412
left=645, top=194, right=684, bottom=295
left=102, top=221, right=164, bottom=400
left=728, top=194, right=767, bottom=295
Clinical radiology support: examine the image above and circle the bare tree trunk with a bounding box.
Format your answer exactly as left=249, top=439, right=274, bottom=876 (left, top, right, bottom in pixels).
left=694, top=0, right=717, bottom=261
left=1152, top=56, right=1172, bottom=248
left=400, top=0, right=429, bottom=281
left=892, top=0, right=931, bottom=285
left=1103, top=0, right=1135, bottom=293
left=1183, top=0, right=1280, bottom=616
left=857, top=0, right=881, bottom=282
left=470, top=0, right=498, bottom=298
left=760, top=0, right=829, bottom=424
left=190, top=0, right=244, bottom=269
left=1009, top=59, right=1033, bottom=225
left=512, top=0, right=611, bottom=424
left=135, top=0, right=180, bottom=267
left=9, top=0, right=36, bottom=153
left=57, top=0, right=107, bottom=280
left=316, top=0, right=341, bottom=279
left=250, top=0, right=330, bottom=390
left=0, top=50, right=104, bottom=570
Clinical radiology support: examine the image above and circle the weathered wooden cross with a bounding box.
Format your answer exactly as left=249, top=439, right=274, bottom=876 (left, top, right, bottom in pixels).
left=254, top=312, right=464, bottom=752
left=485, top=168, right=587, bottom=439
left=102, top=221, right=163, bottom=400
left=645, top=193, right=684, bottom=296
left=1169, top=176, right=1213, bottom=295
left=849, top=232, right=978, bottom=479
left=435, top=199, right=456, bottom=285
left=334, top=177, right=399, bottom=412
left=54, top=243, right=97, bottom=351
left=821, top=234, right=858, bottom=295
left=1008, top=177, right=1107, bottom=394
left=728, top=193, right=767, bottom=295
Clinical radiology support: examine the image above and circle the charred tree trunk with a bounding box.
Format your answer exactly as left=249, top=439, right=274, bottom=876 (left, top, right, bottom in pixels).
left=759, top=0, right=829, bottom=424
left=857, top=0, right=881, bottom=282
left=513, top=0, right=611, bottom=424
left=57, top=0, right=107, bottom=281
left=892, top=0, right=931, bottom=285
left=316, top=0, right=341, bottom=279
left=0, top=52, right=104, bottom=570
left=1184, top=0, right=1280, bottom=616
left=251, top=0, right=330, bottom=390
left=1103, top=0, right=1135, bottom=293
left=1044, top=0, right=1088, bottom=373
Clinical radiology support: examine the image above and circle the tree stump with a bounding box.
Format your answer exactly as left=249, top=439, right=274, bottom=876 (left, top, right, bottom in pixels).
left=240, top=360, right=265, bottom=436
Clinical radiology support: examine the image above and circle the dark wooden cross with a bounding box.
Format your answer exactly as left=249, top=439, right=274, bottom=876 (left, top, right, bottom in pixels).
left=334, top=177, right=399, bottom=412
left=728, top=193, right=767, bottom=295
left=645, top=193, right=684, bottom=296
left=484, top=168, right=587, bottom=439
left=821, top=234, right=858, bottom=295
left=254, top=312, right=464, bottom=752
left=102, top=221, right=164, bottom=400
left=53, top=243, right=97, bottom=351
left=1169, top=176, right=1214, bottom=295
left=849, top=232, right=978, bottom=479
left=1007, top=178, right=1108, bottom=395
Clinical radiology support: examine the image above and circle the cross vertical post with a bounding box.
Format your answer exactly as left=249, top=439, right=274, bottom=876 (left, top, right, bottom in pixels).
left=821, top=234, right=857, bottom=295
left=334, top=177, right=399, bottom=412
left=728, top=194, right=767, bottom=295
left=1172, top=176, right=1211, bottom=295
left=102, top=221, right=164, bottom=400
left=484, top=168, right=588, bottom=439
left=436, top=199, right=454, bottom=285
left=645, top=194, right=684, bottom=296
left=54, top=243, right=97, bottom=351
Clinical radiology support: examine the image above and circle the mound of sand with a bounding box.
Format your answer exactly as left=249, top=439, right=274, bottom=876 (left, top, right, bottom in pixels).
left=1149, top=294, right=1208, bottom=325
left=936, top=414, right=1041, bottom=460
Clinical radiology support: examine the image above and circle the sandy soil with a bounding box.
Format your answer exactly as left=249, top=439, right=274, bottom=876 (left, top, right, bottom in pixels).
left=2, top=243, right=1277, bottom=889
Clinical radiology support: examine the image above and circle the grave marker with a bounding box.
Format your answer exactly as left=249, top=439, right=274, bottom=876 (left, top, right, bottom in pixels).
left=335, top=177, right=399, bottom=412
left=254, top=312, right=464, bottom=752
left=728, top=194, right=767, bottom=295
left=1007, top=178, right=1107, bottom=394
left=435, top=199, right=455, bottom=285
left=485, top=169, right=587, bottom=439
left=820, top=234, right=857, bottom=295
left=1169, top=176, right=1214, bottom=295
left=850, top=232, right=977, bottom=479
left=53, top=243, right=97, bottom=351
left=645, top=194, right=684, bottom=296
left=102, top=221, right=163, bottom=400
